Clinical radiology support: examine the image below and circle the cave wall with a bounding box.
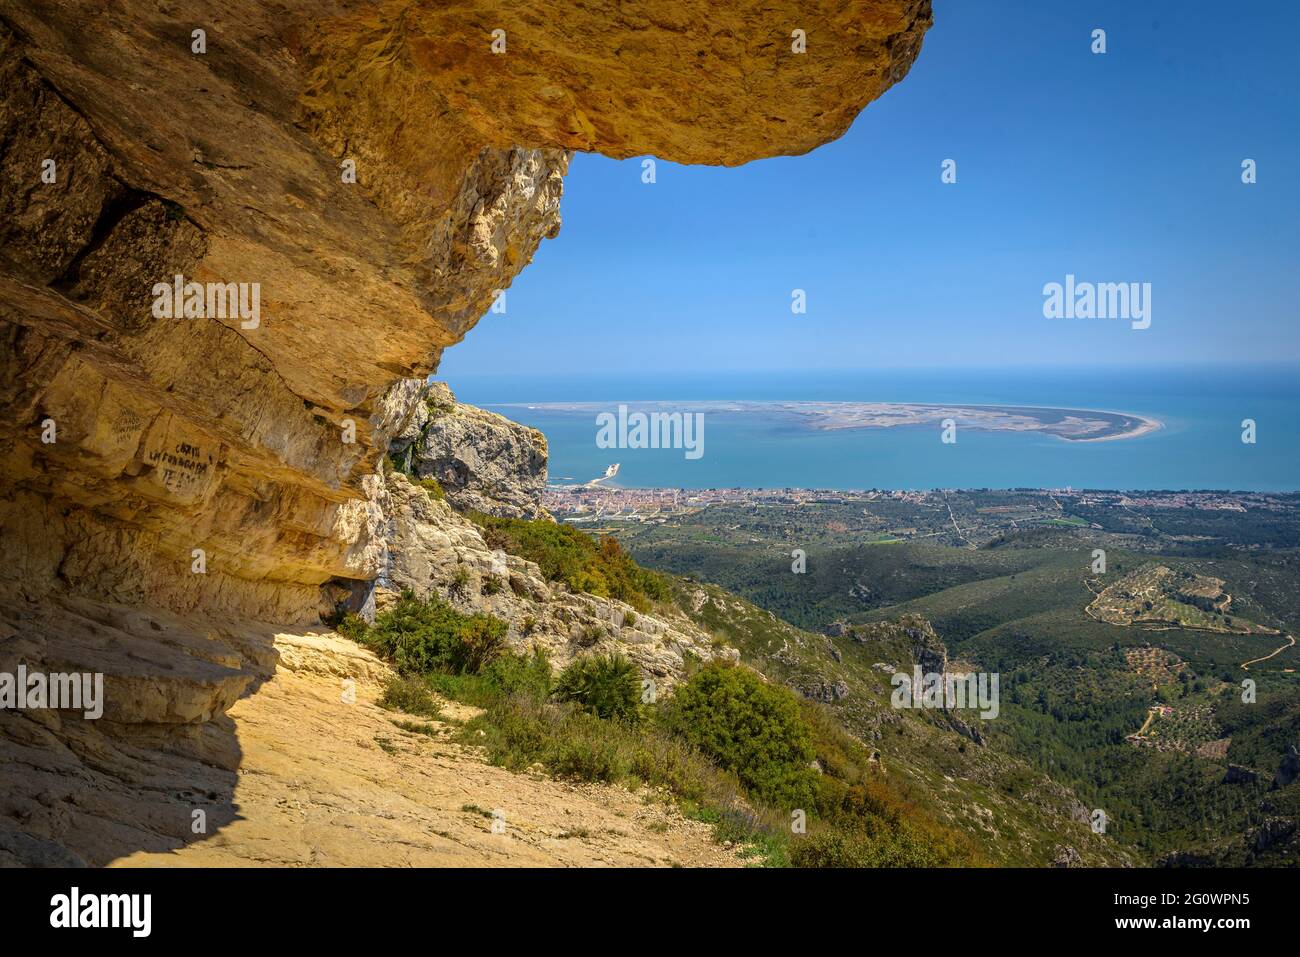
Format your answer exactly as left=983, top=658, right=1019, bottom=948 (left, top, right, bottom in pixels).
left=0, top=0, right=931, bottom=624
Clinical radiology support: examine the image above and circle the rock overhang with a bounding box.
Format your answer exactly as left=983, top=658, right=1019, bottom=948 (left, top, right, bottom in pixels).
left=0, top=0, right=932, bottom=619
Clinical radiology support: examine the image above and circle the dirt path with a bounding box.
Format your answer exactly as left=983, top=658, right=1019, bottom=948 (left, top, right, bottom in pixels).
left=1132, top=707, right=1158, bottom=739
left=1242, top=633, right=1296, bottom=672
left=112, top=632, right=741, bottom=868
left=942, top=494, right=975, bottom=548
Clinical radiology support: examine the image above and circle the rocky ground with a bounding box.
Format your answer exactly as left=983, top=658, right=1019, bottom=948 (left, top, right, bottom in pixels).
left=111, top=630, right=740, bottom=868
left=392, top=381, right=550, bottom=520
left=0, top=613, right=738, bottom=867
left=371, top=425, right=737, bottom=685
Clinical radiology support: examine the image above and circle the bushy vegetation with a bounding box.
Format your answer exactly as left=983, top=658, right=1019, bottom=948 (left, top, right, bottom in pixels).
left=419, top=477, right=446, bottom=501
left=661, top=663, right=818, bottom=808
left=378, top=675, right=441, bottom=718
left=334, top=611, right=369, bottom=643
left=425, top=392, right=455, bottom=415
left=789, top=821, right=948, bottom=867
left=340, top=582, right=979, bottom=867
left=470, top=514, right=671, bottom=612
left=469, top=695, right=738, bottom=797
left=553, top=653, right=642, bottom=721
left=357, top=590, right=507, bottom=675
left=424, top=650, right=553, bottom=709
left=619, top=499, right=1300, bottom=863
left=797, top=754, right=977, bottom=867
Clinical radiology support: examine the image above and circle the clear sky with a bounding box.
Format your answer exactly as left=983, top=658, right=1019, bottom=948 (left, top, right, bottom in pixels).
left=440, top=0, right=1299, bottom=377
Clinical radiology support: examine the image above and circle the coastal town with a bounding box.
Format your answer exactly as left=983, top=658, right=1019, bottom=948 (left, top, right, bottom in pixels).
left=545, top=484, right=1287, bottom=522
left=544, top=483, right=1300, bottom=551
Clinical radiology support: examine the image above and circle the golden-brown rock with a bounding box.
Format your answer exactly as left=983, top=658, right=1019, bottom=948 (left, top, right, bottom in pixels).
left=0, top=1, right=932, bottom=866
left=0, top=1, right=930, bottom=620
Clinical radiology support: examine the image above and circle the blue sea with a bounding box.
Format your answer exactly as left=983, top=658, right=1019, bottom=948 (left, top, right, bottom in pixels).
left=447, top=366, right=1300, bottom=492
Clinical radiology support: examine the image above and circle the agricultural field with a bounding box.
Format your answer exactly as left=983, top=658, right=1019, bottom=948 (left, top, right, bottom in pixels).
left=596, top=491, right=1300, bottom=864
left=1086, top=564, right=1280, bottom=635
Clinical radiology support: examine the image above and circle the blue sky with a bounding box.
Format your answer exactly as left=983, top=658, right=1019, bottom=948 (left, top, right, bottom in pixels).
left=441, top=0, right=1299, bottom=377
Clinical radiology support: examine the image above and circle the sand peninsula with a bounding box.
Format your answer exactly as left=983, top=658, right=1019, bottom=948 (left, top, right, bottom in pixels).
left=776, top=402, right=1164, bottom=442
left=518, top=401, right=1163, bottom=443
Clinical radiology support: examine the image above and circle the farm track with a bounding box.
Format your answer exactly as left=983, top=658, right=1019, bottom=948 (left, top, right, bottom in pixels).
left=1242, top=633, right=1296, bottom=671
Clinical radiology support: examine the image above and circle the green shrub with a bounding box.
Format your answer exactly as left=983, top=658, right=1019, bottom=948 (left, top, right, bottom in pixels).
left=800, top=772, right=980, bottom=867
left=449, top=664, right=789, bottom=863
left=469, top=514, right=671, bottom=612
left=661, top=663, right=818, bottom=808
left=789, top=822, right=947, bottom=868
left=360, top=591, right=507, bottom=676
left=471, top=696, right=557, bottom=771
left=451, top=564, right=472, bottom=594
left=419, top=477, right=446, bottom=500
left=543, top=711, right=631, bottom=782
left=553, top=654, right=641, bottom=721
left=424, top=649, right=552, bottom=708
left=393, top=719, right=439, bottom=737
left=385, top=447, right=415, bottom=476
left=482, top=650, right=553, bottom=702
left=378, top=675, right=441, bottom=717
left=465, top=695, right=736, bottom=802
left=334, top=612, right=369, bottom=643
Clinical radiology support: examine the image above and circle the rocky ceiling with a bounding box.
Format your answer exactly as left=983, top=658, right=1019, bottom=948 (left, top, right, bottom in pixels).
left=0, top=0, right=931, bottom=622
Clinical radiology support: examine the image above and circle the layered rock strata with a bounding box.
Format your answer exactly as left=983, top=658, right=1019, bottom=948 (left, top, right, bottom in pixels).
left=392, top=381, right=549, bottom=520
left=0, top=0, right=932, bottom=865
left=0, top=1, right=930, bottom=624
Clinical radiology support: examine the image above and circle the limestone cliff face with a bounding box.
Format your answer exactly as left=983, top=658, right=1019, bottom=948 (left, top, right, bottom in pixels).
left=395, top=382, right=549, bottom=520
left=359, top=381, right=730, bottom=680
left=0, top=0, right=931, bottom=625
left=374, top=468, right=735, bottom=683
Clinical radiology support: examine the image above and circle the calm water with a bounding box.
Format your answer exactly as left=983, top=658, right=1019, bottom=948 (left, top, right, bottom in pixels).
left=447, top=366, right=1300, bottom=492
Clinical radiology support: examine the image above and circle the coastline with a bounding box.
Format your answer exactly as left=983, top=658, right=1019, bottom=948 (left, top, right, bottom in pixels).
left=507, top=399, right=1166, bottom=443
left=478, top=385, right=1300, bottom=490
left=1069, top=413, right=1164, bottom=443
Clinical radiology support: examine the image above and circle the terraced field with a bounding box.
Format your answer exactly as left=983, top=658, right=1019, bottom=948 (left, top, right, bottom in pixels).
left=1087, top=565, right=1280, bottom=636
